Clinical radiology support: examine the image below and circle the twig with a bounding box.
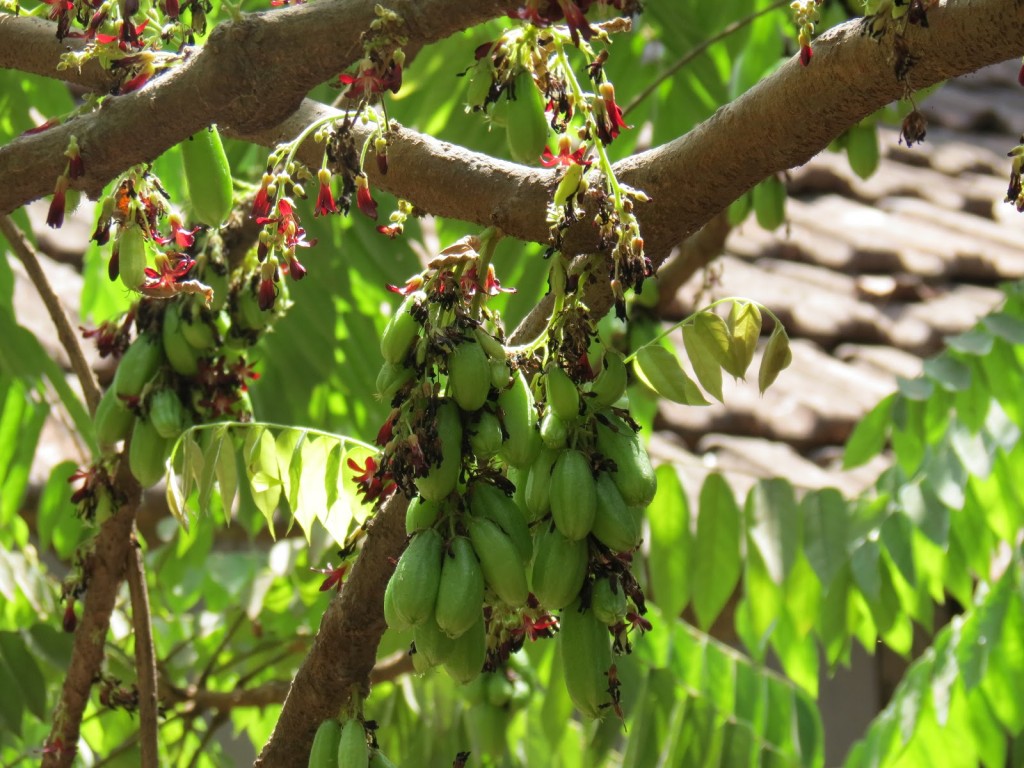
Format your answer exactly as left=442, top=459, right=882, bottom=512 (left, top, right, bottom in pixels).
left=0, top=214, right=102, bottom=415
left=186, top=711, right=230, bottom=768
left=41, top=460, right=142, bottom=768
left=369, top=650, right=415, bottom=684
left=622, top=0, right=792, bottom=117
left=195, top=611, right=246, bottom=689
left=125, top=528, right=160, bottom=768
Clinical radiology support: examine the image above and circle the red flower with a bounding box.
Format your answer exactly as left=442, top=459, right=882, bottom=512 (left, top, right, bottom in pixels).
left=338, top=59, right=403, bottom=100
left=355, top=176, right=378, bottom=220
left=257, top=275, right=277, bottom=311
left=461, top=264, right=515, bottom=296
left=376, top=410, right=398, bottom=446
left=153, top=214, right=200, bottom=248
left=312, top=562, right=348, bottom=592
left=139, top=253, right=195, bottom=297
left=284, top=254, right=307, bottom=280
left=800, top=44, right=813, bottom=66
left=386, top=275, right=423, bottom=295
left=540, top=136, right=591, bottom=167
left=595, top=82, right=629, bottom=145
left=376, top=223, right=403, bottom=238
left=62, top=600, right=77, bottom=633
left=23, top=118, right=61, bottom=136
left=251, top=175, right=273, bottom=219
left=314, top=169, right=337, bottom=217
left=47, top=175, right=69, bottom=229
left=346, top=455, right=396, bottom=503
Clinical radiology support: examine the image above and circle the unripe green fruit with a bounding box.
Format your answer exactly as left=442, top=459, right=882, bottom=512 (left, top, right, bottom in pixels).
left=162, top=303, right=200, bottom=376
left=590, top=577, right=627, bottom=626
left=380, top=292, right=423, bottom=364
left=389, top=528, right=443, bottom=627
left=414, top=614, right=457, bottom=667
left=148, top=388, right=186, bottom=440
left=376, top=362, right=414, bottom=403
left=307, top=719, right=342, bottom=768
left=113, top=334, right=164, bottom=399
left=540, top=409, right=568, bottom=448
left=128, top=417, right=170, bottom=487
left=560, top=600, right=613, bottom=719
left=545, top=365, right=580, bottom=422
left=449, top=340, right=491, bottom=411
left=490, top=359, right=511, bottom=390
left=180, top=301, right=218, bottom=350
left=550, top=449, right=596, bottom=541
left=589, top=351, right=627, bottom=408
left=368, top=750, right=398, bottom=768
left=846, top=123, right=880, bottom=180
left=468, top=410, right=503, bottom=459
left=506, top=74, right=549, bottom=165
left=405, top=496, right=442, bottom=535
left=414, top=402, right=463, bottom=502
left=336, top=718, right=369, bottom=768
left=383, top=574, right=411, bottom=632
left=524, top=447, right=559, bottom=521
left=591, top=472, right=643, bottom=552
left=497, top=370, right=540, bottom=469
left=435, top=536, right=485, bottom=638
left=530, top=524, right=588, bottom=611
left=94, top=385, right=134, bottom=448
left=181, top=126, right=233, bottom=228
left=443, top=615, right=486, bottom=684
left=595, top=413, right=657, bottom=507
left=474, top=327, right=507, bottom=361
left=469, top=482, right=532, bottom=563
left=753, top=175, right=786, bottom=232
left=117, top=224, right=148, bottom=291
left=468, top=517, right=529, bottom=606
left=466, top=703, right=510, bottom=758
left=485, top=673, right=515, bottom=708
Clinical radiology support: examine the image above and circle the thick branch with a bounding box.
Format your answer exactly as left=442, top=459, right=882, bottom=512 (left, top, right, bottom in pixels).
left=4, top=0, right=1024, bottom=258
left=0, top=0, right=512, bottom=213
left=254, top=493, right=409, bottom=768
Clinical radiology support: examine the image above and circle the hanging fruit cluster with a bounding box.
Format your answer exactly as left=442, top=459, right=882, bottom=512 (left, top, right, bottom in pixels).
left=360, top=226, right=654, bottom=723
left=307, top=716, right=397, bottom=768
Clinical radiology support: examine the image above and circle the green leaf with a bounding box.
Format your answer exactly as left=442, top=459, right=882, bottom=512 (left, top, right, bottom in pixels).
left=983, top=312, right=1024, bottom=344
left=745, top=479, right=800, bottom=584
left=923, top=355, right=972, bottom=392
left=215, top=428, right=239, bottom=523
left=647, top=464, right=690, bottom=619
left=691, top=474, right=742, bottom=630
left=693, top=311, right=733, bottom=371
left=802, top=489, right=849, bottom=587
left=683, top=322, right=724, bottom=402
left=758, top=324, right=792, bottom=394
left=0, top=631, right=47, bottom=720
left=843, top=393, right=894, bottom=469
left=633, top=344, right=709, bottom=405
left=726, top=300, right=763, bottom=379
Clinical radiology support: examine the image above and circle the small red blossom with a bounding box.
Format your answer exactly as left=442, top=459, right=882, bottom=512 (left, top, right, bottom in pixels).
left=251, top=175, right=273, bottom=219
left=1019, top=61, right=1024, bottom=87
left=141, top=253, right=194, bottom=290
left=800, top=43, right=813, bottom=66
left=461, top=264, right=515, bottom=297
left=626, top=611, right=652, bottom=634
left=518, top=612, right=559, bottom=641
left=312, top=562, right=348, bottom=592
left=338, top=59, right=403, bottom=100
left=258, top=275, right=277, bottom=311
left=284, top=254, right=307, bottom=280
left=47, top=175, right=69, bottom=229
left=387, top=275, right=423, bottom=295
left=376, top=223, right=403, bottom=238
left=347, top=455, right=396, bottom=503
left=65, top=136, right=85, bottom=179
left=153, top=214, right=200, bottom=248
left=62, top=600, right=78, bottom=633
left=355, top=177, right=378, bottom=220
left=198, top=389, right=241, bottom=418
left=68, top=465, right=100, bottom=504
left=314, top=168, right=337, bottom=217
left=119, top=67, right=154, bottom=94
left=376, top=410, right=398, bottom=446
left=540, top=136, right=591, bottom=167
left=23, top=118, right=61, bottom=136
left=164, top=0, right=179, bottom=19
left=595, top=82, right=629, bottom=145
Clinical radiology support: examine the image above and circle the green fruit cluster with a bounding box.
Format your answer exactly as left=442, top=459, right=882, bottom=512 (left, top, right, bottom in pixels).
left=307, top=718, right=397, bottom=768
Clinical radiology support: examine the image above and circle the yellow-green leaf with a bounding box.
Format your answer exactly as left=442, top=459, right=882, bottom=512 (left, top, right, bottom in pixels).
left=633, top=345, right=709, bottom=406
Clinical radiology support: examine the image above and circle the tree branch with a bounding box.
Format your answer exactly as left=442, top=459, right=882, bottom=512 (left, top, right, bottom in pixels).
left=42, top=466, right=142, bottom=768
left=3, top=0, right=1024, bottom=261
left=124, top=532, right=159, bottom=768
left=254, top=493, right=409, bottom=768
left=0, top=0, right=513, bottom=214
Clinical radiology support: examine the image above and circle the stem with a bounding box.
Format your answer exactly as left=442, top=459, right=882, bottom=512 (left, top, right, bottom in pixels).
left=125, top=531, right=160, bottom=768
left=470, top=226, right=501, bottom=315
left=622, top=0, right=792, bottom=117
left=0, top=215, right=102, bottom=415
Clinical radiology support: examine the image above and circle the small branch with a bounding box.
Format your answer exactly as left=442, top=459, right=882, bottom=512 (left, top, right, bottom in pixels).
left=622, top=0, right=792, bottom=117
left=195, top=611, right=246, bottom=689
left=186, top=711, right=230, bottom=768
left=0, top=214, right=101, bottom=415
left=369, top=650, right=414, bottom=684
left=163, top=679, right=293, bottom=712
left=125, top=529, right=160, bottom=768
left=42, top=463, right=142, bottom=768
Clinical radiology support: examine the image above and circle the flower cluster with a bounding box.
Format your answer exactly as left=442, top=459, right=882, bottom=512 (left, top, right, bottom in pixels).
left=790, top=0, right=820, bottom=66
